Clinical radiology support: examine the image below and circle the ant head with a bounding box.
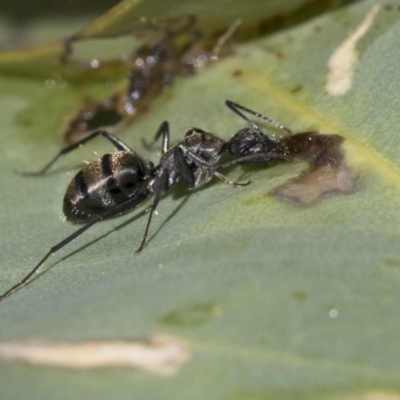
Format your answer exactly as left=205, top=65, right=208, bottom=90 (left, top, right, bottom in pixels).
left=227, top=128, right=278, bottom=158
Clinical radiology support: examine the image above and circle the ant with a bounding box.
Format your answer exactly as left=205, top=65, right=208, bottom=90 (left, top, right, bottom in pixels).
left=0, top=110, right=251, bottom=301
left=62, top=17, right=241, bottom=145
left=0, top=100, right=344, bottom=301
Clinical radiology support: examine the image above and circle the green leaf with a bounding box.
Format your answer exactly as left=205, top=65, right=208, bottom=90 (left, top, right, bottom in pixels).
left=1, top=0, right=400, bottom=399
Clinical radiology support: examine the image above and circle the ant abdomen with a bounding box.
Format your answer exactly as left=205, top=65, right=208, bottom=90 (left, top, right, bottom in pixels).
left=63, top=151, right=149, bottom=222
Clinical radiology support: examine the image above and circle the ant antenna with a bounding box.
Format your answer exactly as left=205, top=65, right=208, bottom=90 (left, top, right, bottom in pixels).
left=225, top=100, right=294, bottom=135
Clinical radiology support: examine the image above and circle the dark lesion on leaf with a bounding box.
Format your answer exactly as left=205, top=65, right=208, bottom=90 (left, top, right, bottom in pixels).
left=274, top=132, right=357, bottom=204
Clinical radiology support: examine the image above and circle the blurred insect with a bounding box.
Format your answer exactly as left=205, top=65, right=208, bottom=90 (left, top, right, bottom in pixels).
left=62, top=17, right=241, bottom=145
left=0, top=118, right=250, bottom=301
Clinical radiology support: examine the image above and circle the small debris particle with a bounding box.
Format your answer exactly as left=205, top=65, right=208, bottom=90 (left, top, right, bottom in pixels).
left=325, top=5, right=380, bottom=96
left=232, top=69, right=243, bottom=77
left=291, top=85, right=303, bottom=93
left=0, top=335, right=191, bottom=375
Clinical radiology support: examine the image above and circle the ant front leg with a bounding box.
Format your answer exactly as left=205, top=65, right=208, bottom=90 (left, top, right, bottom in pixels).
left=17, top=130, right=133, bottom=176
left=141, top=121, right=170, bottom=155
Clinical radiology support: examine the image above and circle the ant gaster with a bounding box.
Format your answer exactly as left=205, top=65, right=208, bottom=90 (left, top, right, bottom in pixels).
left=0, top=116, right=251, bottom=301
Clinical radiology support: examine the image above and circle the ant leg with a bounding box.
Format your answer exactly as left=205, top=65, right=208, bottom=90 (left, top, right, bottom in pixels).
left=136, top=171, right=168, bottom=253
left=225, top=100, right=294, bottom=135
left=17, top=130, right=133, bottom=176
left=212, top=171, right=251, bottom=187
left=184, top=127, right=206, bottom=137
left=179, top=146, right=251, bottom=187
left=0, top=191, right=151, bottom=301
left=220, top=152, right=292, bottom=168
left=142, top=121, right=170, bottom=154
left=174, top=147, right=195, bottom=187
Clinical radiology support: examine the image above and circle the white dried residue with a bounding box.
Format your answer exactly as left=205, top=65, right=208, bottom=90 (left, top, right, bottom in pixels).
left=0, top=335, right=191, bottom=375
left=325, top=4, right=380, bottom=96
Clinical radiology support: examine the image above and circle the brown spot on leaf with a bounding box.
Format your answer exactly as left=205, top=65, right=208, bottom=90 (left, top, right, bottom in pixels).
left=291, top=85, right=303, bottom=93
left=160, top=302, right=222, bottom=327
left=274, top=132, right=357, bottom=204
left=232, top=69, right=243, bottom=77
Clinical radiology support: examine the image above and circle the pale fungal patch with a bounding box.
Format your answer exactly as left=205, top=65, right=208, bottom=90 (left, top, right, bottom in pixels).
left=274, top=164, right=357, bottom=204
left=325, top=4, right=380, bottom=96
left=0, top=335, right=191, bottom=375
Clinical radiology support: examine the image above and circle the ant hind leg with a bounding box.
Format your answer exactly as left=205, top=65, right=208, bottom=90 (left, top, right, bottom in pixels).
left=16, top=130, right=133, bottom=177
left=0, top=191, right=151, bottom=301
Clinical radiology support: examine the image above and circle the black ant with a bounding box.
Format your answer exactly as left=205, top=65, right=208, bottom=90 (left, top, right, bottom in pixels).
left=0, top=100, right=345, bottom=301
left=0, top=114, right=251, bottom=301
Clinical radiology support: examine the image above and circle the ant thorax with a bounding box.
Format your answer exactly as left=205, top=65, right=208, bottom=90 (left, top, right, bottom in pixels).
left=156, top=130, right=226, bottom=191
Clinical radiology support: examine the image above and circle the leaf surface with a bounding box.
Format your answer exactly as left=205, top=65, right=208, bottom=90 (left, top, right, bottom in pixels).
left=1, top=1, right=400, bottom=399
